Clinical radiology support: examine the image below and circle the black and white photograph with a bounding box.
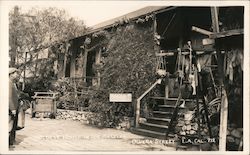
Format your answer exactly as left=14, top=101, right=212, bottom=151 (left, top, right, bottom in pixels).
left=0, top=0, right=249, bottom=154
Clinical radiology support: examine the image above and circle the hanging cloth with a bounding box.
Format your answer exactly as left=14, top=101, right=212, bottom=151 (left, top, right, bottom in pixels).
left=189, top=74, right=196, bottom=95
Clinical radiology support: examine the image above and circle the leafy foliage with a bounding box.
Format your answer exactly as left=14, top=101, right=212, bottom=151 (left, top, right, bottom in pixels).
left=86, top=23, right=159, bottom=127
left=50, top=78, right=91, bottom=110
left=9, top=6, right=87, bottom=58
left=9, top=6, right=87, bottom=92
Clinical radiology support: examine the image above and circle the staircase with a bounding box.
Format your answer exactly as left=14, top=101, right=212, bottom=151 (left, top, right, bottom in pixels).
left=131, top=97, right=193, bottom=140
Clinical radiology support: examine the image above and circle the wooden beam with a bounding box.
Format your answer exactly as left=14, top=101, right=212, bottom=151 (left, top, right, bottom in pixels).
left=202, top=38, right=215, bottom=45
left=211, top=7, right=228, bottom=151
left=192, top=26, right=213, bottom=36
left=210, top=7, right=220, bottom=33
left=219, top=88, right=229, bottom=150
left=156, top=50, right=216, bottom=57
left=210, top=29, right=243, bottom=39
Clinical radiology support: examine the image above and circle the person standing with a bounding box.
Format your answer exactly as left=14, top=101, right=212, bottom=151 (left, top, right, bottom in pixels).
left=9, top=67, right=26, bottom=145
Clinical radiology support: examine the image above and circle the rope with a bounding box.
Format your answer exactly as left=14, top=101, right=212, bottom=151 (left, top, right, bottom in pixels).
left=162, top=13, right=176, bottom=36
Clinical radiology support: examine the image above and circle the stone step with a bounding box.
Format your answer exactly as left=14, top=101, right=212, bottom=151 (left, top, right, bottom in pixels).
left=147, top=117, right=171, bottom=125
left=140, top=122, right=169, bottom=133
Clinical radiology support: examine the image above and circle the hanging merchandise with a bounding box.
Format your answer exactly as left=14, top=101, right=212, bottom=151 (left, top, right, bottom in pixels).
left=156, top=50, right=167, bottom=77
left=237, top=50, right=243, bottom=70
left=154, top=33, right=161, bottom=45
left=229, top=63, right=234, bottom=82
left=197, top=61, right=201, bottom=72
left=225, top=49, right=243, bottom=83
left=175, top=48, right=184, bottom=79
left=189, top=74, right=196, bottom=95
left=226, top=51, right=232, bottom=76
left=197, top=54, right=212, bottom=70
left=187, top=41, right=196, bottom=95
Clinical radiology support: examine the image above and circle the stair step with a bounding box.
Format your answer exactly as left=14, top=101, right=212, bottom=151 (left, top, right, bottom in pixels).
left=151, top=97, right=202, bottom=102
left=148, top=117, right=171, bottom=121
left=157, top=104, right=187, bottom=113
left=140, top=122, right=168, bottom=133
left=130, top=128, right=178, bottom=148
left=158, top=105, right=185, bottom=108
left=130, top=128, right=166, bottom=139
left=180, top=134, right=200, bottom=140
left=153, top=111, right=184, bottom=118
left=147, top=117, right=171, bottom=125
left=153, top=111, right=184, bottom=115
left=141, top=122, right=169, bottom=129
left=153, top=111, right=173, bottom=118
left=176, top=145, right=188, bottom=149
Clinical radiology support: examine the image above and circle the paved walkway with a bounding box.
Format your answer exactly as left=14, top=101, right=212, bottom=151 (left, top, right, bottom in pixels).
left=10, top=115, right=176, bottom=152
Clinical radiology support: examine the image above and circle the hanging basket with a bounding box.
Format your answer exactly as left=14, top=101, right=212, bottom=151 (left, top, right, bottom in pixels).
left=156, top=69, right=167, bottom=77
left=156, top=51, right=167, bottom=77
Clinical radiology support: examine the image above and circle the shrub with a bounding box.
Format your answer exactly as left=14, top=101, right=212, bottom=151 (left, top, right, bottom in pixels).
left=87, top=22, right=159, bottom=127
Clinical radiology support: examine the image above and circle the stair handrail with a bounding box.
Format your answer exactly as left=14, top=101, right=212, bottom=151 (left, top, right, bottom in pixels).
left=165, top=92, right=182, bottom=138
left=135, top=78, right=162, bottom=128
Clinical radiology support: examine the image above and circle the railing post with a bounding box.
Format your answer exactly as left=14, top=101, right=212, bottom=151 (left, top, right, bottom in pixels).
left=135, top=79, right=162, bottom=128
left=135, top=99, right=140, bottom=128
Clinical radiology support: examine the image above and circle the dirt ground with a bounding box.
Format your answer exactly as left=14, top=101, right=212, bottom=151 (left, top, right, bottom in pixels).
left=9, top=114, right=176, bottom=152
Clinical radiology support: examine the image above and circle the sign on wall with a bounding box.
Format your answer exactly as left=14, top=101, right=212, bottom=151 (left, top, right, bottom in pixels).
left=109, top=93, right=132, bottom=103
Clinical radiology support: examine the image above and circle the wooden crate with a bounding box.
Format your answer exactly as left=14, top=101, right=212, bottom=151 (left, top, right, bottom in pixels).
left=32, top=92, right=58, bottom=117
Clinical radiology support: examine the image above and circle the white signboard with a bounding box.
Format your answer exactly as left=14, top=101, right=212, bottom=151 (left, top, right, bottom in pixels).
left=109, top=93, right=132, bottom=103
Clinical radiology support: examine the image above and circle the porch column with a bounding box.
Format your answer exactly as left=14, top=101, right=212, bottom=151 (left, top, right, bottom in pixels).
left=81, top=47, right=88, bottom=83
left=95, top=48, right=102, bottom=88
left=70, top=49, right=76, bottom=78
left=165, top=75, right=169, bottom=99
left=63, top=42, right=70, bottom=78
left=211, top=7, right=228, bottom=151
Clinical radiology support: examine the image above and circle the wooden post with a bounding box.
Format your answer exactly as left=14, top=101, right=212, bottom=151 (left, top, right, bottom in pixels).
left=95, top=49, right=102, bottom=87
left=135, top=79, right=162, bottom=128
left=70, top=49, right=76, bottom=78
left=10, top=7, right=19, bottom=67
left=135, top=99, right=141, bottom=128
left=63, top=43, right=70, bottom=78
left=165, top=76, right=169, bottom=99
left=34, top=53, right=39, bottom=78
left=210, top=7, right=228, bottom=151
left=219, top=88, right=229, bottom=150
left=153, top=14, right=159, bottom=52
left=82, top=47, right=88, bottom=83
left=210, top=7, right=220, bottom=33
left=22, top=51, right=28, bottom=91
left=153, top=14, right=157, bottom=36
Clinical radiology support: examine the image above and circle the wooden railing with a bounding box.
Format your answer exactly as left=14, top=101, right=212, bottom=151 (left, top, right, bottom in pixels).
left=69, top=76, right=100, bottom=87
left=165, top=92, right=182, bottom=138
left=135, top=78, right=162, bottom=128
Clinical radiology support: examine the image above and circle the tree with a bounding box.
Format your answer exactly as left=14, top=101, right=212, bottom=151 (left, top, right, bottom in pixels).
left=9, top=6, right=88, bottom=91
